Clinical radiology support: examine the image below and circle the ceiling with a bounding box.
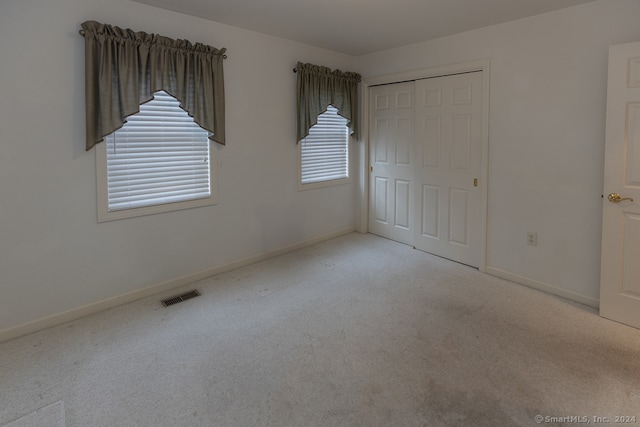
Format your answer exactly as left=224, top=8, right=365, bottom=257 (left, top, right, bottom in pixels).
left=132, top=0, right=595, bottom=56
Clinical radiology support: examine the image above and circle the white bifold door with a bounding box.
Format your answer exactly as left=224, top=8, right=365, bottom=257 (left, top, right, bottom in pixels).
left=369, top=71, right=483, bottom=268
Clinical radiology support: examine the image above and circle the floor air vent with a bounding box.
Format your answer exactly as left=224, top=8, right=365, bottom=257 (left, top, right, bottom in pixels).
left=162, top=289, right=201, bottom=307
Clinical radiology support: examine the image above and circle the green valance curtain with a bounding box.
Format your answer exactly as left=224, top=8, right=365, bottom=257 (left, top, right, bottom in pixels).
left=296, top=62, right=361, bottom=142
left=80, top=20, right=227, bottom=151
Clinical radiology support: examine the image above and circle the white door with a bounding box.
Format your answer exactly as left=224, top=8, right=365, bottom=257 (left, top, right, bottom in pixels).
left=413, top=72, right=483, bottom=267
left=369, top=82, right=415, bottom=244
left=600, top=41, right=640, bottom=329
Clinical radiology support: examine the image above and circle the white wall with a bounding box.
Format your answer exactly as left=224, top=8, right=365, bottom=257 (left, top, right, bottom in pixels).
left=0, top=0, right=358, bottom=335
left=358, top=0, right=640, bottom=305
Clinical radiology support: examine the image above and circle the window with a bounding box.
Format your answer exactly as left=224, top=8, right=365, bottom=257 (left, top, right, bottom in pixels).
left=299, top=105, right=350, bottom=190
left=96, top=91, right=217, bottom=221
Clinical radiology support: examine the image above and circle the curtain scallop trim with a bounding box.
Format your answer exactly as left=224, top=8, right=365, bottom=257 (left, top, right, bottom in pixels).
left=80, top=20, right=226, bottom=151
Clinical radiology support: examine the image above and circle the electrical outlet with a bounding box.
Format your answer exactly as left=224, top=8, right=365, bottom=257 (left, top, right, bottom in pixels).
left=527, top=232, right=537, bottom=246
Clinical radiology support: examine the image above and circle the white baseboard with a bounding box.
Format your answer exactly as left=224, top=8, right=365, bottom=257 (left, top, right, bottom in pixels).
left=486, top=266, right=600, bottom=309
left=0, top=228, right=355, bottom=344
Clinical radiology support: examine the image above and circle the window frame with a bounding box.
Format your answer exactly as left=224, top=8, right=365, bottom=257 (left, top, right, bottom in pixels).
left=95, top=94, right=218, bottom=222
left=297, top=106, right=352, bottom=191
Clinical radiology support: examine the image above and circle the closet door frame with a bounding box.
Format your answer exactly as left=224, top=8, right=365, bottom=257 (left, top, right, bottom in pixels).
left=357, top=59, right=490, bottom=273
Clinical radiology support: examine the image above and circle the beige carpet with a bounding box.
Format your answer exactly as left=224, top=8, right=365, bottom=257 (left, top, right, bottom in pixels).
left=0, top=233, right=638, bottom=426
left=2, top=401, right=65, bottom=427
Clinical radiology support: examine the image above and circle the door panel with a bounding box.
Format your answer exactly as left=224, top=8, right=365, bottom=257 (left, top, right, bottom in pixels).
left=451, top=114, right=471, bottom=171
left=369, top=82, right=415, bottom=244
left=413, top=72, right=483, bottom=267
left=374, top=118, right=389, bottom=163
left=622, top=214, right=640, bottom=296
left=449, top=188, right=469, bottom=246
left=395, top=180, right=411, bottom=229
left=600, top=41, right=640, bottom=329
left=420, top=185, right=439, bottom=239
left=374, top=177, right=388, bottom=223
left=396, top=118, right=412, bottom=165
left=626, top=103, right=640, bottom=186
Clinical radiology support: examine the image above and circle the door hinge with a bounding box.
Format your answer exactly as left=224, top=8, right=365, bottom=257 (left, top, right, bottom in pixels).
left=474, top=178, right=478, bottom=187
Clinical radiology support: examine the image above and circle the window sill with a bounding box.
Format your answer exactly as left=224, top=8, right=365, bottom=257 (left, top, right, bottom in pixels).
left=298, top=176, right=351, bottom=192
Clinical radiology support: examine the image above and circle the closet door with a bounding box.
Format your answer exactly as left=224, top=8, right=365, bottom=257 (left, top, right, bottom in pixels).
left=413, top=71, right=483, bottom=267
left=368, top=82, right=415, bottom=245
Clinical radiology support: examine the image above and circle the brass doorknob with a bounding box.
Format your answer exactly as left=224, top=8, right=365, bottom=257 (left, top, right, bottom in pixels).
left=607, top=193, right=634, bottom=203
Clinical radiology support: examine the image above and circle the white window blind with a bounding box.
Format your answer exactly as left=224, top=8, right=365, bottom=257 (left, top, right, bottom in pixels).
left=300, top=105, right=349, bottom=185
left=105, top=91, right=211, bottom=212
